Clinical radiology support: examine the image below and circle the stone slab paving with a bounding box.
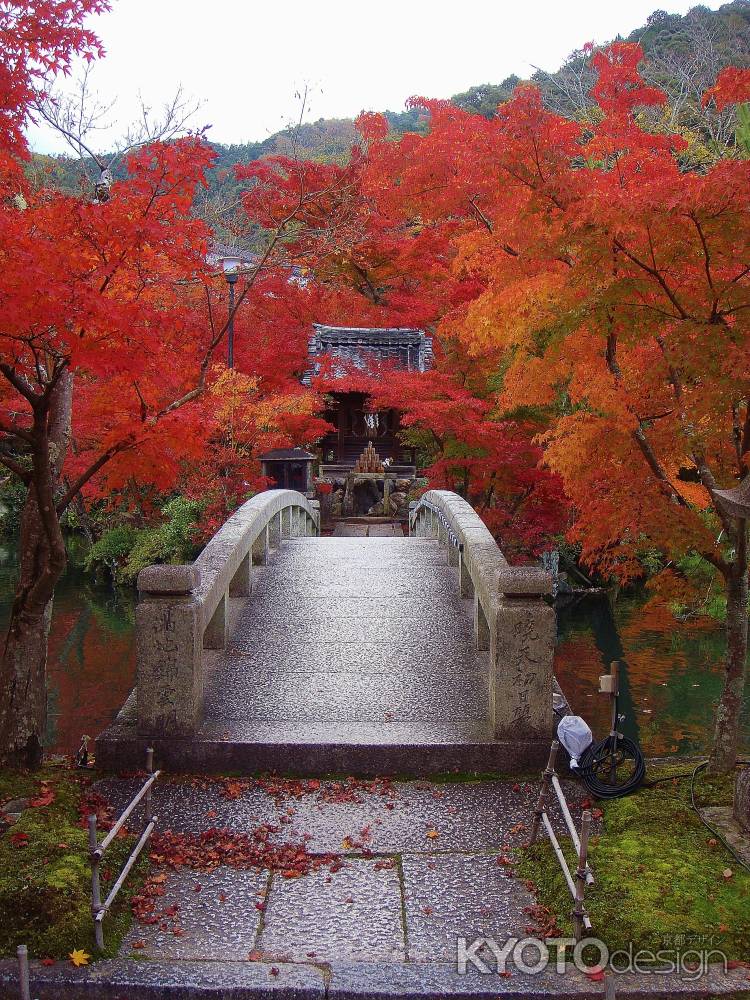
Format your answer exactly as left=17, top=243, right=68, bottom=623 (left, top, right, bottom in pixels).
left=260, top=860, right=405, bottom=963
left=96, top=777, right=576, bottom=856
left=402, top=853, right=533, bottom=962
left=10, top=774, right=745, bottom=997
left=333, top=523, right=405, bottom=537
left=121, top=867, right=268, bottom=961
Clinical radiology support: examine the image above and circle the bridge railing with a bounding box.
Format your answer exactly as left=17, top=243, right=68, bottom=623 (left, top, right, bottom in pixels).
left=136, top=489, right=320, bottom=738
left=409, top=490, right=554, bottom=746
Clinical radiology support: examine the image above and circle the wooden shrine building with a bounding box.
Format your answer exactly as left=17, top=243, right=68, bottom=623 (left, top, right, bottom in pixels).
left=302, top=324, right=433, bottom=479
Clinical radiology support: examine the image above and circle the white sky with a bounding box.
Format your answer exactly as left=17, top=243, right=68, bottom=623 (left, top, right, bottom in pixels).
left=27, top=0, right=727, bottom=155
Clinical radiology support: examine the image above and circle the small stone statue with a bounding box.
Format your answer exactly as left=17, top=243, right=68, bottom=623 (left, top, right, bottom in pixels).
left=75, top=734, right=91, bottom=768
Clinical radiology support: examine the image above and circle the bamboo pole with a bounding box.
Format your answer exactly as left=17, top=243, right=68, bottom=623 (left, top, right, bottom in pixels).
left=541, top=812, right=578, bottom=899
left=551, top=774, right=595, bottom=885
left=572, top=809, right=592, bottom=942
left=144, top=747, right=154, bottom=824
left=529, top=740, right=558, bottom=845
left=99, top=819, right=157, bottom=916
left=17, top=945, right=30, bottom=1000
left=88, top=815, right=104, bottom=950
left=96, top=770, right=160, bottom=855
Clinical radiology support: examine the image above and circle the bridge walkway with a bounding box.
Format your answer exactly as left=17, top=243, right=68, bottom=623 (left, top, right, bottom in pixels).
left=198, top=536, right=493, bottom=773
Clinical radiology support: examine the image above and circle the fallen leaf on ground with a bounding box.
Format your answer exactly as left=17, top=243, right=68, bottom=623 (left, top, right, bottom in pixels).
left=30, top=786, right=55, bottom=808
left=69, top=949, right=90, bottom=967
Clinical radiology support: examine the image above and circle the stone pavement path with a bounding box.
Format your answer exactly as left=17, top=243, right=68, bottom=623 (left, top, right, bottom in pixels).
left=196, top=537, right=494, bottom=773
left=97, top=774, right=584, bottom=975
left=7, top=774, right=748, bottom=996
left=332, top=521, right=404, bottom=537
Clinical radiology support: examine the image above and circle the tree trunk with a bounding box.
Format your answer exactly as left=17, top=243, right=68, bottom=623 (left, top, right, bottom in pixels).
left=0, top=373, right=73, bottom=767
left=709, top=521, right=749, bottom=774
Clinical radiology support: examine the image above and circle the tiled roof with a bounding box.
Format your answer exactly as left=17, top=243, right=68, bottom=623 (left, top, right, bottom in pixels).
left=302, top=325, right=433, bottom=385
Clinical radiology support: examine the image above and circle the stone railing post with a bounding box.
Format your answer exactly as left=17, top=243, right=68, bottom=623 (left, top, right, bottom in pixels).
left=281, top=507, right=291, bottom=539
left=252, top=524, right=269, bottom=565
left=308, top=499, right=321, bottom=535
left=269, top=510, right=282, bottom=548
left=136, top=565, right=203, bottom=737
left=408, top=501, right=417, bottom=536
left=491, top=567, right=554, bottom=743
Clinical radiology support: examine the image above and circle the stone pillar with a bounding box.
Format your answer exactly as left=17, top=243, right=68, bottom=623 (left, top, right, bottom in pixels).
left=459, top=550, right=474, bottom=599
left=135, top=565, right=203, bottom=737
left=203, top=594, right=227, bottom=650
left=408, top=501, right=417, bottom=536
left=281, top=507, right=291, bottom=539
left=308, top=500, right=321, bottom=536
left=437, top=517, right=448, bottom=547
left=229, top=551, right=251, bottom=598
left=252, top=525, right=269, bottom=565
left=448, top=540, right=459, bottom=566
left=268, top=511, right=282, bottom=548
left=474, top=595, right=490, bottom=651
left=491, top=568, right=554, bottom=743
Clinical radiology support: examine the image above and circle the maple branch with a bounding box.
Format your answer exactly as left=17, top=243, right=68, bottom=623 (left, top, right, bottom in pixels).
left=0, top=419, right=34, bottom=445
left=0, top=454, right=31, bottom=483
left=605, top=326, right=690, bottom=508
left=613, top=238, right=693, bottom=321
left=467, top=197, right=493, bottom=234
left=0, top=364, right=41, bottom=408
left=55, top=438, right=133, bottom=514
left=688, top=213, right=718, bottom=317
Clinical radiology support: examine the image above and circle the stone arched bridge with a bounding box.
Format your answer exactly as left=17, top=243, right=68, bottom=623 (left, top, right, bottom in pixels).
left=98, top=489, right=555, bottom=774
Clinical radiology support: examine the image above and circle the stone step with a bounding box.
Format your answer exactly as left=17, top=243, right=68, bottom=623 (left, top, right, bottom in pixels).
left=98, top=726, right=548, bottom=776
left=203, top=669, right=490, bottom=723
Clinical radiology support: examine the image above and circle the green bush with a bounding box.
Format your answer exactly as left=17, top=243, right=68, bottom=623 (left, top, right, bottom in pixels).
left=83, top=524, right=139, bottom=582
left=84, top=496, right=203, bottom=585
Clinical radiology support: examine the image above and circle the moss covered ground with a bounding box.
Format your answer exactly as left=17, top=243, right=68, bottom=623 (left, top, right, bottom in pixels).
left=0, top=760, right=146, bottom=960
left=518, top=764, right=750, bottom=959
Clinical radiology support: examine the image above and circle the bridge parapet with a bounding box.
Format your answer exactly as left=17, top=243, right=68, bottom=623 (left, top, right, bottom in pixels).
left=410, top=490, right=554, bottom=746
left=135, top=490, right=320, bottom=738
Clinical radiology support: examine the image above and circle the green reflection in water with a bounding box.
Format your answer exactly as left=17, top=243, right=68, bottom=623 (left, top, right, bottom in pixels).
left=554, top=593, right=749, bottom=757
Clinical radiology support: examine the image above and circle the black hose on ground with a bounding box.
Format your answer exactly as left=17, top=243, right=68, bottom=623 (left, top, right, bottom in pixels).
left=578, top=731, right=647, bottom=799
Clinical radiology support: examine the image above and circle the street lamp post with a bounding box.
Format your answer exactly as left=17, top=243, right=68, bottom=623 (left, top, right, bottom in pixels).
left=221, top=256, right=242, bottom=369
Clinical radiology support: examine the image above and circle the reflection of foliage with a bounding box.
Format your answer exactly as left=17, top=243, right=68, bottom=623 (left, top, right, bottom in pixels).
left=0, top=476, right=27, bottom=541
left=84, top=496, right=202, bottom=585
left=643, top=546, right=742, bottom=623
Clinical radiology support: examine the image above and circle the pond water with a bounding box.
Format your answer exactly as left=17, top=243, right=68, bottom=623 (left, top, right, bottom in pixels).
left=555, top=593, right=750, bottom=757
left=0, top=543, right=747, bottom=758
left=0, top=546, right=136, bottom=755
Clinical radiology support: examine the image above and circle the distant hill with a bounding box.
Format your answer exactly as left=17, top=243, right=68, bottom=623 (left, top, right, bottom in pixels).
left=32, top=0, right=750, bottom=229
